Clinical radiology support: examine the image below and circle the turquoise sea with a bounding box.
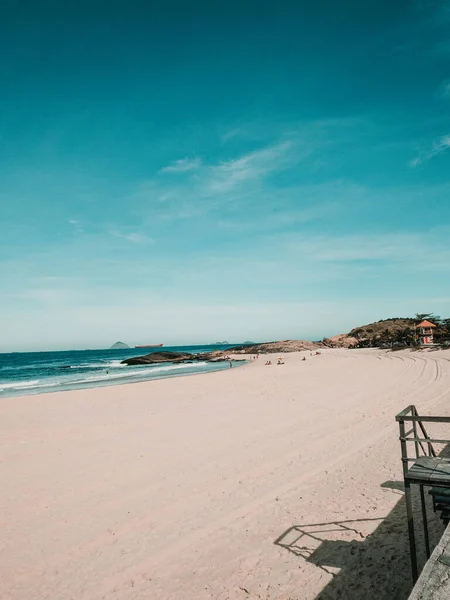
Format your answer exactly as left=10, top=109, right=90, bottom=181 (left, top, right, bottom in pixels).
left=0, top=344, right=241, bottom=398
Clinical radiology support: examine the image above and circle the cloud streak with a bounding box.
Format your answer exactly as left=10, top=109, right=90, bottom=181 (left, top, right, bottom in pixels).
left=160, top=157, right=202, bottom=173
left=110, top=230, right=153, bottom=244
left=206, top=141, right=294, bottom=193
left=410, top=134, right=450, bottom=166
left=123, top=139, right=307, bottom=228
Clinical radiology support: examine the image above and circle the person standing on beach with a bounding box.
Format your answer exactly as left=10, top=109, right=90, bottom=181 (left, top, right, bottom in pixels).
left=229, top=361, right=232, bottom=368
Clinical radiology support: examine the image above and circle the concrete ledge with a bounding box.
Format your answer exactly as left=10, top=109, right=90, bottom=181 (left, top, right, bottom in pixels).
left=409, top=525, right=450, bottom=599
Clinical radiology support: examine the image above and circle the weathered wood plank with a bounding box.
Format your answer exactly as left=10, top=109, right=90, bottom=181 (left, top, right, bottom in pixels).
left=409, top=525, right=450, bottom=599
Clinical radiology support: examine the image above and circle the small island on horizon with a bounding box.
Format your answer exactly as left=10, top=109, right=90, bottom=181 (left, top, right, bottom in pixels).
left=110, top=341, right=130, bottom=349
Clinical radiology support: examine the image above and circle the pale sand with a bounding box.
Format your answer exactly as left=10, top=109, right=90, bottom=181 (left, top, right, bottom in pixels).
left=2, top=348, right=450, bottom=600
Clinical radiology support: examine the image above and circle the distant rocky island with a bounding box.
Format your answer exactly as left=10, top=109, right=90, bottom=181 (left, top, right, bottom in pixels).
left=110, top=341, right=130, bottom=349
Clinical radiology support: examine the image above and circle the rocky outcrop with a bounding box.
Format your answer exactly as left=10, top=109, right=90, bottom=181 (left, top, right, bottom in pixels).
left=120, top=350, right=239, bottom=366
left=121, top=351, right=192, bottom=365
left=322, top=334, right=358, bottom=348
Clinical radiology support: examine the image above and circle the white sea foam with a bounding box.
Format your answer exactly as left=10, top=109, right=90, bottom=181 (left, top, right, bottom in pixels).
left=64, top=362, right=211, bottom=385
left=1, top=363, right=60, bottom=372
left=0, top=379, right=40, bottom=390
left=17, top=382, right=61, bottom=390
left=0, top=360, right=124, bottom=373
left=61, top=360, right=125, bottom=369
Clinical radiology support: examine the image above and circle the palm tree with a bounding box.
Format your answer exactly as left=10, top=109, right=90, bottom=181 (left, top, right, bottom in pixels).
left=415, top=313, right=435, bottom=322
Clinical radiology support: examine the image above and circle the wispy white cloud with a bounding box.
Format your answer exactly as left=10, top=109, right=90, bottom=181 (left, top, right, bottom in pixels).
left=216, top=200, right=340, bottom=234
left=220, top=127, right=242, bottom=143
left=207, top=141, right=294, bottom=192
left=280, top=230, right=450, bottom=275
left=110, top=230, right=153, bottom=244
left=160, top=157, right=202, bottom=173
left=161, top=141, right=296, bottom=193
left=68, top=218, right=85, bottom=234
left=410, top=134, right=450, bottom=166
left=128, top=139, right=307, bottom=225
left=66, top=221, right=153, bottom=245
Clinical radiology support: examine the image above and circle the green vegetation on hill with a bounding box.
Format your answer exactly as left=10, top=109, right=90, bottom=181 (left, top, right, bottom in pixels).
left=349, top=314, right=450, bottom=348
left=434, top=319, right=450, bottom=346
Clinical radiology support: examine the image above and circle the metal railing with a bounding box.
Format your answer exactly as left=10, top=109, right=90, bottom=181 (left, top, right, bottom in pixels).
left=396, top=405, right=450, bottom=581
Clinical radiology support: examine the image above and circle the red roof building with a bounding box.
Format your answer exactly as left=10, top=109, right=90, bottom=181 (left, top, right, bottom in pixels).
left=417, top=320, right=437, bottom=329
left=417, top=320, right=437, bottom=345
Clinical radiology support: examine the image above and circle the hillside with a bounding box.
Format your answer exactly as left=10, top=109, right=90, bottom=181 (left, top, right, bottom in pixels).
left=324, top=318, right=417, bottom=348
left=234, top=317, right=440, bottom=354
left=349, top=318, right=416, bottom=340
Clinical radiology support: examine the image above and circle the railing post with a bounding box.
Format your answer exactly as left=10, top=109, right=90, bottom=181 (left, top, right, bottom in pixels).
left=413, top=419, right=420, bottom=459
left=399, top=416, right=419, bottom=581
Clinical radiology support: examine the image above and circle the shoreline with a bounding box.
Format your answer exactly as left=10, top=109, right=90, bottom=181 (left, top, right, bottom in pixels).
left=0, top=355, right=250, bottom=400
left=2, top=348, right=450, bottom=599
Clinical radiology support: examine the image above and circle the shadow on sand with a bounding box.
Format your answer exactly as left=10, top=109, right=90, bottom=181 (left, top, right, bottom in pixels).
left=274, top=482, right=445, bottom=599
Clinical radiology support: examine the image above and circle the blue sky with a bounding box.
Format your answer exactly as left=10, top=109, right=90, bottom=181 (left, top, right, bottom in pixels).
left=1, top=0, right=450, bottom=351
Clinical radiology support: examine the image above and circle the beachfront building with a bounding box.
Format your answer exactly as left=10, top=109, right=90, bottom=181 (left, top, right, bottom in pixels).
left=416, top=320, right=437, bottom=345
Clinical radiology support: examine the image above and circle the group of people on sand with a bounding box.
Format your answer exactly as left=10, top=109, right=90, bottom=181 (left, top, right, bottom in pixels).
left=265, top=356, right=284, bottom=365
left=262, top=351, right=322, bottom=366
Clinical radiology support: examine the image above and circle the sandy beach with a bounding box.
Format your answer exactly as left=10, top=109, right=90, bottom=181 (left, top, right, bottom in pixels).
left=2, top=348, right=450, bottom=600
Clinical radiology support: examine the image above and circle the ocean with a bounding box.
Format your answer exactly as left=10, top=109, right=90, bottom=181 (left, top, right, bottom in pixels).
left=0, top=344, right=241, bottom=398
